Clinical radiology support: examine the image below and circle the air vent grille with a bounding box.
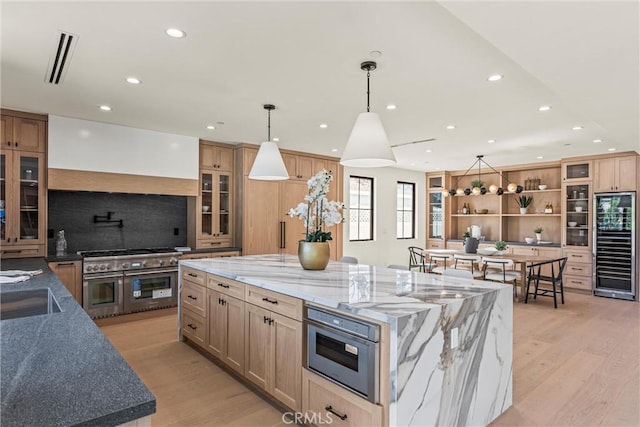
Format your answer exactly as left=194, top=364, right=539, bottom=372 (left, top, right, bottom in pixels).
left=45, top=30, right=78, bottom=85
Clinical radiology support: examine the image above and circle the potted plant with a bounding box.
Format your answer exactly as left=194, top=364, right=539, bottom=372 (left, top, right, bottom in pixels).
left=288, top=169, right=344, bottom=270
left=534, top=226, right=543, bottom=242
left=494, top=240, right=508, bottom=255
left=515, top=195, right=533, bottom=214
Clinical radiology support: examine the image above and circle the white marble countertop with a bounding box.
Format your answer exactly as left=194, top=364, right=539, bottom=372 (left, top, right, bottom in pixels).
left=180, top=254, right=506, bottom=324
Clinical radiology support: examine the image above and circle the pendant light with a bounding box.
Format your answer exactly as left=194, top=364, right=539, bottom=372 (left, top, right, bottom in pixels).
left=248, top=104, right=289, bottom=180
left=443, top=155, right=523, bottom=197
left=340, top=61, right=396, bottom=167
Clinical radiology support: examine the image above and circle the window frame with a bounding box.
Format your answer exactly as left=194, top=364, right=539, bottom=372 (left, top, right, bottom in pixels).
left=396, top=181, right=416, bottom=240
left=348, top=175, right=374, bottom=242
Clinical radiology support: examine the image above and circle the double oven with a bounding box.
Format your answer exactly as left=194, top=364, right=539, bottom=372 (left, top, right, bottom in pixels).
left=81, top=248, right=180, bottom=318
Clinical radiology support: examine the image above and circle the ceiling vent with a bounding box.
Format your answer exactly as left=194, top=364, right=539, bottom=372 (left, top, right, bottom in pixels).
left=44, top=30, right=78, bottom=85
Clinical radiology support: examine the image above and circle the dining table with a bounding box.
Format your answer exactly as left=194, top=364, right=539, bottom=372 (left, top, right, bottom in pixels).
left=423, top=248, right=555, bottom=301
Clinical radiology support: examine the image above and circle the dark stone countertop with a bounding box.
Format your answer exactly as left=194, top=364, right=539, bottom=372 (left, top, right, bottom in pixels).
left=44, top=253, right=84, bottom=262
left=0, top=258, right=155, bottom=427
left=181, top=246, right=242, bottom=255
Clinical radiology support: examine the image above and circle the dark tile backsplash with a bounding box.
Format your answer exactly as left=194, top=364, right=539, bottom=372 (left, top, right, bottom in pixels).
left=48, top=191, right=188, bottom=254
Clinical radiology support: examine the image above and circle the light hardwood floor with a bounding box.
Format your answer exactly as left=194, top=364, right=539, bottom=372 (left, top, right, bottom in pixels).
left=99, top=292, right=639, bottom=426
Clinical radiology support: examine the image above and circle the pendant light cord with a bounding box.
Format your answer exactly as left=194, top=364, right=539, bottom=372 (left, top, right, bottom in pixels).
left=366, top=69, right=371, bottom=112
left=267, top=109, right=271, bottom=142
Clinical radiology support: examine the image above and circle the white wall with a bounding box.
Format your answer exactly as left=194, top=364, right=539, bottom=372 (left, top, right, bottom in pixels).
left=48, top=115, right=199, bottom=179
left=342, top=166, right=426, bottom=267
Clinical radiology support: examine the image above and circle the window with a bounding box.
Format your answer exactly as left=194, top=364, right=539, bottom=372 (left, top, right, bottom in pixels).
left=397, top=182, right=415, bottom=239
left=349, top=176, right=374, bottom=241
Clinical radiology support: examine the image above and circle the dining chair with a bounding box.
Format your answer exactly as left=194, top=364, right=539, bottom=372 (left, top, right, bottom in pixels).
left=340, top=256, right=358, bottom=264
left=482, top=257, right=519, bottom=298
left=408, top=247, right=428, bottom=272
left=453, top=254, right=484, bottom=279
left=429, top=254, right=454, bottom=275
left=525, top=257, right=568, bottom=308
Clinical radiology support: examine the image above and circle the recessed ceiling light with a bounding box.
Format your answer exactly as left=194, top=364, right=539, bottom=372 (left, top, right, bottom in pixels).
left=572, top=125, right=583, bottom=130
left=608, top=148, right=616, bottom=152
left=537, top=156, right=543, bottom=159
left=165, top=28, right=186, bottom=38
left=272, top=137, right=279, bottom=142
left=386, top=104, right=397, bottom=110
left=99, top=105, right=111, bottom=111
left=369, top=50, right=382, bottom=58
left=206, top=125, right=215, bottom=130
left=487, top=139, right=496, bottom=144
left=564, top=143, right=571, bottom=146
left=331, top=148, right=338, bottom=152
left=446, top=125, right=456, bottom=130
left=487, top=74, right=503, bottom=82
left=125, top=77, right=141, bottom=84
left=319, top=123, right=328, bottom=129
left=216, top=121, right=225, bottom=125
left=425, top=149, right=432, bottom=153
left=435, top=167, right=440, bottom=170
left=593, top=139, right=602, bottom=143
left=410, top=162, right=416, bottom=166
left=538, top=105, right=552, bottom=112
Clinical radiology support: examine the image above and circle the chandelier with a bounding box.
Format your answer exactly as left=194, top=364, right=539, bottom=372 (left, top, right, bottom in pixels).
left=444, top=155, right=523, bottom=197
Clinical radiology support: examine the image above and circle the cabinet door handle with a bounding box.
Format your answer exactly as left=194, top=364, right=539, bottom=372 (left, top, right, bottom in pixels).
left=6, top=141, right=10, bottom=146
left=325, top=406, right=348, bottom=421
left=56, top=262, right=75, bottom=266
left=14, top=237, right=17, bottom=242
left=187, top=323, right=197, bottom=330
left=262, top=297, right=278, bottom=305
left=187, top=295, right=197, bottom=300
left=188, top=273, right=198, bottom=278
left=217, top=283, right=230, bottom=289
left=2, top=249, right=22, bottom=254
left=263, top=315, right=269, bottom=324
left=268, top=318, right=274, bottom=325
left=279, top=221, right=285, bottom=249
left=14, top=141, right=18, bottom=147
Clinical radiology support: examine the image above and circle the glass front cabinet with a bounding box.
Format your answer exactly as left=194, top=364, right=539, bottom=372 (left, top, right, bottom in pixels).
left=0, top=151, right=46, bottom=257
left=196, top=170, right=233, bottom=248
left=426, top=173, right=448, bottom=249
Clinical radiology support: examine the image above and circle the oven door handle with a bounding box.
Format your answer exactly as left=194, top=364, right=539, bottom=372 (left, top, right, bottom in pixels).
left=123, top=268, right=178, bottom=277
left=84, top=273, right=123, bottom=280
left=305, top=318, right=376, bottom=346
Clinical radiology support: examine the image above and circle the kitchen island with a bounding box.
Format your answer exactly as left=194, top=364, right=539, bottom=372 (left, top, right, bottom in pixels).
left=0, top=258, right=155, bottom=427
left=179, top=254, right=512, bottom=426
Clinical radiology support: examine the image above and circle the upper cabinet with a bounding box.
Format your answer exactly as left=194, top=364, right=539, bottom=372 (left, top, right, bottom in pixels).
left=200, top=141, right=234, bottom=172
left=1, top=110, right=48, bottom=258
left=594, top=154, right=637, bottom=192
left=562, top=160, right=591, bottom=182
left=1, top=113, right=46, bottom=153
left=282, top=153, right=313, bottom=180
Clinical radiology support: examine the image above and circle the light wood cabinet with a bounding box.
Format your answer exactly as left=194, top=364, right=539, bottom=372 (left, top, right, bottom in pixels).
left=302, top=368, right=383, bottom=427
left=594, top=155, right=637, bottom=192
left=182, top=308, right=207, bottom=348
left=562, top=181, right=591, bottom=251
left=48, top=260, right=82, bottom=304
left=207, top=289, right=245, bottom=375
left=238, top=146, right=343, bottom=260
left=181, top=268, right=208, bottom=348
left=182, top=279, right=206, bottom=317
left=200, top=142, right=234, bottom=172
left=1, top=111, right=46, bottom=153
left=562, top=160, right=592, bottom=182
left=563, top=249, right=593, bottom=293
left=193, top=169, right=233, bottom=248
left=283, top=153, right=313, bottom=180
left=245, top=303, right=302, bottom=411
left=180, top=250, right=240, bottom=260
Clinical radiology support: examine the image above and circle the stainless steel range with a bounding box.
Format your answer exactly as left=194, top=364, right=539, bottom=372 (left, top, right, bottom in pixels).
left=80, top=248, right=181, bottom=318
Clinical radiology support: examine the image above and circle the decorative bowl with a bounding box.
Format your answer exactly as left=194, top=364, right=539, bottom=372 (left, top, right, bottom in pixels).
left=202, top=206, right=210, bottom=212
left=477, top=248, right=498, bottom=256
left=568, top=221, right=577, bottom=227
left=538, top=184, right=547, bottom=190
left=474, top=209, right=489, bottom=214
left=525, top=237, right=535, bottom=244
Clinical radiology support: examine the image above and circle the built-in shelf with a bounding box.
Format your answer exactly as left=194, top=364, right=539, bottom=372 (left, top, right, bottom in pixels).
left=451, top=214, right=501, bottom=217
left=519, top=189, right=561, bottom=193
left=503, top=214, right=562, bottom=217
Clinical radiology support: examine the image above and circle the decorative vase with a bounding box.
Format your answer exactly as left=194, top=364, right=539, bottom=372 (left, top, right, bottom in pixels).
left=298, top=241, right=330, bottom=270
left=535, top=232, right=542, bottom=241
left=519, top=207, right=528, bottom=215
left=464, top=237, right=479, bottom=254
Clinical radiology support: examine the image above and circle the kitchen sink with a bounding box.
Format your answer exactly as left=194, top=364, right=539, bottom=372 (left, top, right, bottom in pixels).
left=0, top=288, right=62, bottom=321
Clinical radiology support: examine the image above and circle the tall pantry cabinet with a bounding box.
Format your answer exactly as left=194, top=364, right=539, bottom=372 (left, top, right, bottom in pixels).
left=0, top=109, right=47, bottom=258
left=235, top=145, right=343, bottom=260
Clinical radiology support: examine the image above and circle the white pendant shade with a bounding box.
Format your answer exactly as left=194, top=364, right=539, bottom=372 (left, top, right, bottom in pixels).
left=248, top=141, right=289, bottom=180
left=340, top=112, right=396, bottom=167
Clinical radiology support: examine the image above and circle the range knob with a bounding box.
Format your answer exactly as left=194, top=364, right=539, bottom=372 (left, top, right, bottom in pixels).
left=170, top=257, right=178, bottom=265
left=99, top=264, right=106, bottom=271
left=158, top=259, right=165, bottom=266
left=122, top=263, right=129, bottom=269
left=106, top=264, right=112, bottom=270
left=86, top=265, right=93, bottom=272
left=142, top=261, right=147, bottom=267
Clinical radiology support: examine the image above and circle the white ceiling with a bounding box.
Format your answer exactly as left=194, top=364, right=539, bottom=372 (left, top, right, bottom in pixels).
left=2, top=1, right=638, bottom=172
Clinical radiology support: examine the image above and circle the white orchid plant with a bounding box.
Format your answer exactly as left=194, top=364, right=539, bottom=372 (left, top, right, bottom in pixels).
left=288, top=169, right=344, bottom=242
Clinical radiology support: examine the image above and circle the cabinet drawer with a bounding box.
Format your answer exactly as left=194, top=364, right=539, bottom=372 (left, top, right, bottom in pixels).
left=563, top=250, right=592, bottom=264
left=302, top=369, right=383, bottom=427
left=197, top=239, right=232, bottom=249
left=207, top=273, right=245, bottom=300
left=1, top=245, right=44, bottom=258
left=564, top=275, right=592, bottom=291
left=565, top=262, right=592, bottom=277
left=245, top=285, right=302, bottom=321
left=181, top=309, right=206, bottom=348
left=427, top=240, right=444, bottom=249
left=182, top=280, right=206, bottom=317
left=182, top=266, right=206, bottom=286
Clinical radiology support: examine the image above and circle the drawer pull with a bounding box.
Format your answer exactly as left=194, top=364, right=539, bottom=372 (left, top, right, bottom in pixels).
left=217, top=283, right=230, bottom=289
left=56, top=262, right=75, bottom=266
left=262, top=297, right=278, bottom=305
left=325, top=405, right=348, bottom=421
left=573, top=255, right=583, bottom=258
left=187, top=323, right=197, bottom=330
left=188, top=273, right=198, bottom=278
left=187, top=295, right=197, bottom=300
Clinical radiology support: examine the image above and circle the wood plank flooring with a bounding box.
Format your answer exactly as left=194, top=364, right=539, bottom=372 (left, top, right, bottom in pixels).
left=99, top=292, right=639, bottom=426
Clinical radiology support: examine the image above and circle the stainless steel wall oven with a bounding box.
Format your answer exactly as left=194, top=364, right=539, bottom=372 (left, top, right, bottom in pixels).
left=304, top=306, right=380, bottom=403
